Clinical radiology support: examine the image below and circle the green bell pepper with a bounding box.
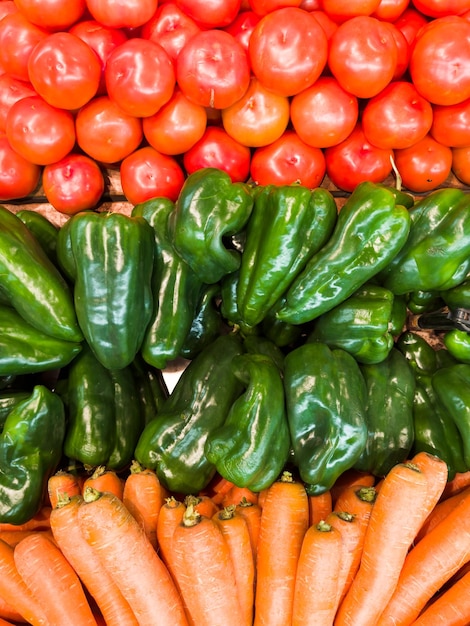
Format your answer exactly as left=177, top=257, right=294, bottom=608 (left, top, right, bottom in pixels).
left=16, top=210, right=59, bottom=264
left=179, top=283, right=223, bottom=360
left=443, top=329, right=470, bottom=364
left=130, top=355, right=168, bottom=426
left=407, top=290, right=445, bottom=314
left=243, top=334, right=285, bottom=372
left=441, top=278, right=470, bottom=310
left=0, top=389, right=31, bottom=431
left=396, top=330, right=438, bottom=375
left=220, top=270, right=259, bottom=336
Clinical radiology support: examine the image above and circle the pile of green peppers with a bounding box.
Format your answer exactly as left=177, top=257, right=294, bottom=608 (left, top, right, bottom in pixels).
left=2, top=170, right=470, bottom=521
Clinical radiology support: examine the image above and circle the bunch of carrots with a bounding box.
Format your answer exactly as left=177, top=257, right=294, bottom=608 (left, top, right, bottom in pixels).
left=1, top=453, right=470, bottom=626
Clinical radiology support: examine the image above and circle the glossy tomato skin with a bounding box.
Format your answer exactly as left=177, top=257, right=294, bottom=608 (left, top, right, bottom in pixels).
left=250, top=129, right=326, bottom=187
left=0, top=74, right=36, bottom=132
left=42, top=153, right=105, bottom=215
left=411, top=0, right=470, bottom=17
left=223, top=10, right=261, bottom=54
left=393, top=134, right=453, bottom=192
left=452, top=145, right=470, bottom=185
left=120, top=146, right=185, bottom=205
left=0, top=133, right=41, bottom=200
left=431, top=98, right=470, bottom=147
left=384, top=22, right=410, bottom=79
left=13, top=0, right=86, bottom=30
left=85, top=0, right=159, bottom=29
left=175, top=0, right=241, bottom=28
left=393, top=7, right=429, bottom=46
left=321, top=0, right=381, bottom=23
left=0, top=12, right=48, bottom=82
left=372, top=0, right=409, bottom=21
left=0, top=2, right=18, bottom=21
left=248, top=0, right=303, bottom=15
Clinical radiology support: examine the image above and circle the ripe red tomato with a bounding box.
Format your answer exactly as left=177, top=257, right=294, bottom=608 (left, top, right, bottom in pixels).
left=393, top=7, right=429, bottom=46
left=0, top=2, right=18, bottom=21
left=384, top=22, right=410, bottom=79
left=328, top=16, right=398, bottom=99
left=431, top=98, right=470, bottom=148
left=0, top=12, right=48, bottom=82
left=451, top=145, right=470, bottom=185
left=310, top=10, right=339, bottom=39
left=321, top=0, right=381, bottom=23
left=42, top=153, right=105, bottom=215
left=27, top=32, right=101, bottom=110
left=175, top=0, right=241, bottom=28
left=248, top=7, right=328, bottom=97
left=6, top=95, right=75, bottom=165
left=0, top=74, right=36, bottom=132
left=221, top=76, right=290, bottom=148
left=372, top=0, right=409, bottom=21
left=13, top=0, right=86, bottom=30
left=177, top=30, right=251, bottom=110
left=0, top=133, right=41, bottom=200
left=120, top=146, right=185, bottom=205
left=324, top=123, right=393, bottom=192
left=223, top=10, right=261, bottom=54
left=85, top=0, right=158, bottom=29
left=248, top=0, right=302, bottom=15
left=250, top=129, right=326, bottom=187
left=183, top=126, right=251, bottom=182
left=140, top=3, right=201, bottom=62
left=393, top=134, right=453, bottom=192
left=411, top=0, right=470, bottom=17
left=290, top=76, right=359, bottom=149
left=75, top=95, right=143, bottom=164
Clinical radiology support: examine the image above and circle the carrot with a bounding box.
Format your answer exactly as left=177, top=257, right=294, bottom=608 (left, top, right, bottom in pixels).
left=334, top=462, right=429, bottom=626
left=416, top=485, right=470, bottom=542
left=207, top=475, right=235, bottom=505
left=14, top=532, right=97, bottom=626
left=441, top=468, right=470, bottom=500
left=123, top=460, right=168, bottom=550
left=292, top=519, right=343, bottom=626
left=82, top=465, right=124, bottom=500
left=254, top=471, right=309, bottom=626
left=156, top=497, right=186, bottom=569
left=0, top=595, right=27, bottom=625
left=0, top=528, right=54, bottom=548
left=0, top=506, right=51, bottom=533
left=330, top=468, right=376, bottom=505
left=333, top=483, right=377, bottom=532
left=0, top=539, right=48, bottom=626
left=221, top=484, right=259, bottom=507
left=410, top=450, right=449, bottom=532
left=0, top=618, right=17, bottom=626
left=170, top=503, right=245, bottom=626
left=236, top=497, right=262, bottom=566
left=184, top=493, right=219, bottom=518
left=410, top=568, right=470, bottom=626
left=78, top=487, right=189, bottom=626
left=308, top=489, right=332, bottom=526
left=48, top=469, right=82, bottom=509
left=50, top=494, right=139, bottom=626
left=376, top=487, right=470, bottom=626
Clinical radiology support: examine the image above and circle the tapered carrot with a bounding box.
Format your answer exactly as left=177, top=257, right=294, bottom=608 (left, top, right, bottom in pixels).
left=441, top=468, right=470, bottom=500
left=376, top=488, right=470, bottom=626
left=308, top=490, right=332, bottom=526
left=207, top=475, right=235, bottom=505
left=14, top=532, right=98, bottom=626
left=48, top=469, right=82, bottom=509
left=82, top=466, right=124, bottom=500
left=50, top=494, right=139, bottom=626
left=236, top=498, right=262, bottom=566
left=78, top=488, right=189, bottom=626
left=0, top=539, right=48, bottom=626
left=333, top=484, right=377, bottom=532
left=254, top=471, right=309, bottom=626
left=123, top=460, right=168, bottom=550
left=0, top=506, right=51, bottom=533
left=0, top=596, right=25, bottom=625
left=334, top=462, right=429, bottom=626
left=292, top=519, right=343, bottom=626
left=0, top=528, right=55, bottom=548
left=330, top=469, right=376, bottom=505
left=184, top=494, right=219, bottom=518
left=221, top=485, right=259, bottom=507
left=156, top=497, right=186, bottom=570
left=416, top=485, right=470, bottom=542
left=410, top=451, right=449, bottom=532
left=0, top=618, right=16, bottom=626
left=411, top=568, right=470, bottom=626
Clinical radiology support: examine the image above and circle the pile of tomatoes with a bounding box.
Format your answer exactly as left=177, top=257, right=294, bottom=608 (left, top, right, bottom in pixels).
left=1, top=0, right=470, bottom=213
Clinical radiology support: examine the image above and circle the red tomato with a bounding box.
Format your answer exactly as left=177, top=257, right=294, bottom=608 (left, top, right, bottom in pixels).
left=13, top=0, right=86, bottom=30
left=248, top=7, right=328, bottom=97
left=328, top=16, right=398, bottom=99
left=120, top=146, right=185, bottom=205
left=176, top=30, right=251, bottom=110
left=69, top=20, right=128, bottom=96
left=361, top=81, right=433, bottom=150
left=384, top=23, right=410, bottom=80
left=431, top=98, right=470, bottom=148
left=85, top=0, right=158, bottom=29
left=5, top=95, right=75, bottom=165
left=250, top=129, right=326, bottom=187
left=248, top=0, right=302, bottom=15
left=42, top=153, right=105, bottom=215
left=27, top=32, right=101, bottom=110
left=0, top=133, right=41, bottom=200
left=324, top=123, right=393, bottom=192
left=393, top=134, right=453, bottom=192
left=372, top=0, right=409, bottom=21
left=0, top=74, right=36, bottom=132
left=411, top=0, right=470, bottom=17
left=0, top=12, right=48, bottom=82
left=183, top=126, right=251, bottom=182
left=223, top=10, right=261, bottom=53
left=141, top=3, right=201, bottom=62
left=451, top=145, right=470, bottom=185
left=75, top=95, right=143, bottom=164
left=221, top=76, right=290, bottom=148
left=321, top=0, right=381, bottom=23
left=393, top=7, right=428, bottom=46
left=175, top=0, right=241, bottom=28
left=143, top=87, right=207, bottom=155
left=290, top=76, right=359, bottom=149
left=0, top=1, right=18, bottom=20
left=410, top=16, right=470, bottom=106
left=310, top=10, right=339, bottom=40
left=105, top=38, right=175, bottom=118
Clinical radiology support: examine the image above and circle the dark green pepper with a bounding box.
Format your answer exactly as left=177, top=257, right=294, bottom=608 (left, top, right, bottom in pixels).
left=168, top=168, right=254, bottom=284
left=407, top=290, right=445, bottom=314
left=220, top=270, right=259, bottom=336
left=390, top=295, right=408, bottom=336
left=205, top=353, right=290, bottom=492
left=16, top=209, right=59, bottom=264
left=0, top=389, right=31, bottom=430
left=135, top=333, right=245, bottom=494
left=441, top=278, right=470, bottom=310
left=396, top=330, right=438, bottom=375
left=0, top=385, right=65, bottom=524
left=443, top=329, right=470, bottom=364
left=276, top=182, right=411, bottom=324
left=283, top=342, right=368, bottom=495
left=243, top=334, right=285, bottom=372
left=179, top=283, right=223, bottom=360
left=130, top=355, right=168, bottom=426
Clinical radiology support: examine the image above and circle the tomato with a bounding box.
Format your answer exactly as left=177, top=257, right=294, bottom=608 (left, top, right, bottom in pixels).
left=13, top=0, right=86, bottom=30
left=143, top=87, right=207, bottom=155
left=410, top=16, right=470, bottom=106
left=393, top=134, right=453, bottom=193
left=183, top=126, right=251, bottom=182
left=223, top=10, right=261, bottom=54
left=321, top=0, right=381, bottom=23
left=250, top=129, right=326, bottom=187
left=248, top=0, right=302, bottom=15
left=176, top=30, right=251, bottom=110
left=221, top=76, right=290, bottom=148
left=120, top=146, right=185, bottom=205
left=411, top=0, right=470, bottom=18
left=384, top=23, right=410, bottom=80
left=361, top=81, right=433, bottom=150
left=248, top=7, right=328, bottom=97
left=451, top=145, right=470, bottom=185
left=69, top=20, right=128, bottom=96
left=75, top=95, right=143, bottom=164
left=431, top=98, right=470, bottom=148
left=175, top=0, right=241, bottom=28
left=0, top=1, right=18, bottom=20
left=27, top=32, right=101, bottom=110
left=290, top=76, right=359, bottom=149
left=299, top=0, right=322, bottom=8
left=141, top=3, right=201, bottom=62
left=310, top=10, right=339, bottom=39
left=0, top=12, right=48, bottom=82
left=328, top=16, right=397, bottom=99
left=372, top=0, right=409, bottom=21
left=0, top=74, right=36, bottom=132
left=324, top=123, right=393, bottom=192
left=5, top=95, right=75, bottom=165
left=42, top=153, right=105, bottom=215
left=393, top=7, right=428, bottom=46
left=0, top=133, right=41, bottom=200
left=85, top=0, right=158, bottom=29
left=105, top=38, right=175, bottom=118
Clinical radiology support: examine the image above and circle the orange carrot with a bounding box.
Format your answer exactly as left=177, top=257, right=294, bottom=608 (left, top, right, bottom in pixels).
left=333, top=483, right=377, bottom=532
left=441, top=468, right=470, bottom=500
left=221, top=485, right=259, bottom=507
left=416, top=485, right=470, bottom=542
left=14, top=532, right=97, bottom=626
left=123, top=460, right=168, bottom=550
left=410, top=450, right=449, bottom=532
left=0, top=506, right=51, bottom=533
left=410, top=568, right=470, bottom=626
left=207, top=475, right=235, bottom=505
left=82, top=465, right=124, bottom=500
left=184, top=494, right=219, bottom=519
left=308, top=489, right=332, bottom=526
left=156, top=497, right=186, bottom=570
left=254, top=471, right=309, bottom=626
left=334, top=462, right=429, bottom=626
left=0, top=618, right=17, bottom=626
left=78, top=487, right=189, bottom=626
left=330, top=468, right=376, bottom=505
left=236, top=497, right=262, bottom=566
left=0, top=539, right=48, bottom=626
left=0, top=528, right=54, bottom=548
left=292, top=519, right=343, bottom=626
left=47, top=469, right=82, bottom=509
left=0, top=595, right=29, bottom=626
left=50, top=494, right=139, bottom=626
